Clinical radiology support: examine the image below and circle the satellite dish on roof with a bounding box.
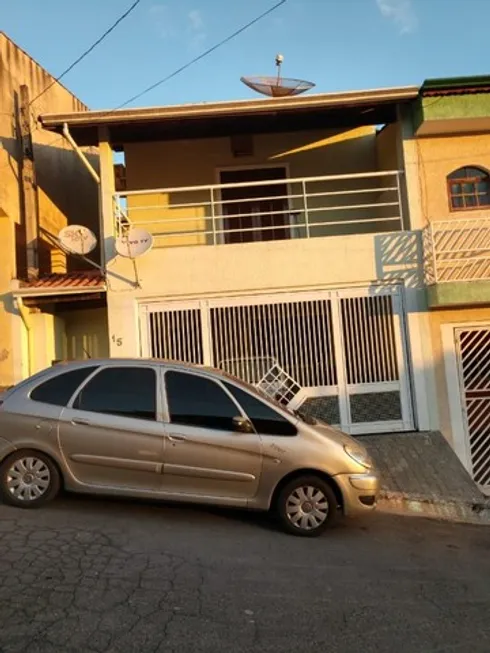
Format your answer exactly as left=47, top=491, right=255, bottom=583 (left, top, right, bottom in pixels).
left=241, top=54, right=315, bottom=98
left=115, top=227, right=153, bottom=259
left=58, top=225, right=97, bottom=255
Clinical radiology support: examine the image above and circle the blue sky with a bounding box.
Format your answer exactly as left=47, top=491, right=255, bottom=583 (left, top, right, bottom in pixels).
left=3, top=0, right=490, bottom=110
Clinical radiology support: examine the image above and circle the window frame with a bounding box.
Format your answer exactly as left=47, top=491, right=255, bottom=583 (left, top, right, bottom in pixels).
left=29, top=366, right=100, bottom=408
left=223, top=380, right=298, bottom=437
left=162, top=369, right=252, bottom=433
left=67, top=364, right=161, bottom=422
left=447, top=166, right=490, bottom=212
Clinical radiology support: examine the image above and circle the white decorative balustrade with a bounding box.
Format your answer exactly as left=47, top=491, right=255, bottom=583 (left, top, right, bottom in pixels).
left=424, top=218, right=490, bottom=284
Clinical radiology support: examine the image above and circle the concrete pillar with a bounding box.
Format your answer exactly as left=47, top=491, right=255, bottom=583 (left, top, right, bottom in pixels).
left=97, top=126, right=116, bottom=268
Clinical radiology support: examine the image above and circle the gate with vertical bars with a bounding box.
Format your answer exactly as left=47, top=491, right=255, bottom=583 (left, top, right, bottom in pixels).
left=456, top=327, right=490, bottom=492
left=140, top=286, right=413, bottom=434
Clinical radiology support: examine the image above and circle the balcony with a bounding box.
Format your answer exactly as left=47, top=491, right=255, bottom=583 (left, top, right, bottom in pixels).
left=424, top=218, right=490, bottom=308
left=113, top=170, right=406, bottom=248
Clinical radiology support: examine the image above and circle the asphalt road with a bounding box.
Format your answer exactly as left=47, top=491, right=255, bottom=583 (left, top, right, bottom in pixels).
left=0, top=495, right=489, bottom=653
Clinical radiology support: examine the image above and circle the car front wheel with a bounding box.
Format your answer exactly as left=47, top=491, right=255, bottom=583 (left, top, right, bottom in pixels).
left=0, top=450, right=61, bottom=508
left=276, top=475, right=339, bottom=537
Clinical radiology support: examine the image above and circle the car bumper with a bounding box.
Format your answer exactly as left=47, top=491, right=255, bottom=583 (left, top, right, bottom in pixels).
left=334, top=471, right=380, bottom=516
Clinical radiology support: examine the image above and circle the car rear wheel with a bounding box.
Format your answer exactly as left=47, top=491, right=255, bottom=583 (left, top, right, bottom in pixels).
left=0, top=450, right=60, bottom=508
left=276, top=475, right=339, bottom=537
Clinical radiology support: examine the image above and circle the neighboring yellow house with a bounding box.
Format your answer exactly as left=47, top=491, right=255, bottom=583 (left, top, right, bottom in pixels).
left=0, top=32, right=106, bottom=389
left=406, top=76, right=490, bottom=493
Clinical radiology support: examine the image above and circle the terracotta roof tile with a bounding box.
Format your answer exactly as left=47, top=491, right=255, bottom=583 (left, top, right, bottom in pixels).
left=19, top=271, right=105, bottom=290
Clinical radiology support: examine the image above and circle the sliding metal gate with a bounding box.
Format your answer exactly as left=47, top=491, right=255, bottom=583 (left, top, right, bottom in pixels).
left=456, top=327, right=490, bottom=492
left=140, top=287, right=413, bottom=434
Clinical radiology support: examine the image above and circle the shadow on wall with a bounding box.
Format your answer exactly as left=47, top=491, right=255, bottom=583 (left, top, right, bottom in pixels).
left=1, top=135, right=100, bottom=275
left=269, top=131, right=377, bottom=167
left=374, top=231, right=425, bottom=290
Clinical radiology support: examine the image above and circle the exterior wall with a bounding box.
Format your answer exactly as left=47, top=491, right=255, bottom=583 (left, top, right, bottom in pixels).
left=61, top=307, right=109, bottom=360
left=104, top=229, right=436, bottom=432
left=415, top=132, right=490, bottom=223
left=429, top=307, right=490, bottom=448
left=0, top=32, right=99, bottom=387
left=125, top=127, right=377, bottom=190
left=122, top=126, right=403, bottom=245
left=28, top=312, right=65, bottom=375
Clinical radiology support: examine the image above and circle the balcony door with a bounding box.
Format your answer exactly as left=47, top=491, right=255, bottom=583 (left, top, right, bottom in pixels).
left=220, top=167, right=290, bottom=244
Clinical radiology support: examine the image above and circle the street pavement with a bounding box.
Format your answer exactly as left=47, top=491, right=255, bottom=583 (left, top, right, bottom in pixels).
left=0, top=494, right=489, bottom=653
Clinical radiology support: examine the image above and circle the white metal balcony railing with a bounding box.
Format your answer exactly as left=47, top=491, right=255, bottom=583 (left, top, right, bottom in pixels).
left=424, top=218, right=490, bottom=284
left=113, top=170, right=405, bottom=247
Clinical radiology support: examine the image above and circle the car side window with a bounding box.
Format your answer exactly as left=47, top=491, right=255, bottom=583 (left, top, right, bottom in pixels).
left=165, top=371, right=240, bottom=431
left=224, top=383, right=297, bottom=436
left=72, top=367, right=157, bottom=421
left=30, top=367, right=98, bottom=407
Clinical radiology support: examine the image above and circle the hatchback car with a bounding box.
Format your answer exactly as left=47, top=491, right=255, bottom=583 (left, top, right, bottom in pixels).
left=0, top=359, right=379, bottom=536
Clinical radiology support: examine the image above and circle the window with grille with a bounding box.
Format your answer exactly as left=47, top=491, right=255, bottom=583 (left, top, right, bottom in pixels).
left=447, top=167, right=490, bottom=211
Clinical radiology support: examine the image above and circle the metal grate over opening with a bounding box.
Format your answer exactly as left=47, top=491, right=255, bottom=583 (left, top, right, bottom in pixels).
left=148, top=309, right=203, bottom=364
left=458, top=328, right=490, bottom=488
left=341, top=295, right=399, bottom=384
left=210, top=300, right=338, bottom=387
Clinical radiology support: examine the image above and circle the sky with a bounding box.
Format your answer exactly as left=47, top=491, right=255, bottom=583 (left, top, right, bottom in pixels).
left=2, top=0, right=490, bottom=111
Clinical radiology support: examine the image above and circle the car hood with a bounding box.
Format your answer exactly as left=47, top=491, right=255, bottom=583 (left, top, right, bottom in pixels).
left=308, top=422, right=368, bottom=452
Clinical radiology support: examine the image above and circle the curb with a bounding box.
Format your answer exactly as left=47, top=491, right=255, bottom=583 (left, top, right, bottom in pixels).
left=376, top=491, right=490, bottom=526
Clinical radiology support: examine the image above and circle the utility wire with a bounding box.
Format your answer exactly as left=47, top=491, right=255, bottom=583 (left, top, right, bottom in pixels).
left=29, top=0, right=142, bottom=108
left=114, top=0, right=287, bottom=110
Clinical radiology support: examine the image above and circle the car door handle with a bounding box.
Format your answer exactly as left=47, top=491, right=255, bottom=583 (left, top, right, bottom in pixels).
left=167, top=434, right=186, bottom=442
left=71, top=417, right=91, bottom=426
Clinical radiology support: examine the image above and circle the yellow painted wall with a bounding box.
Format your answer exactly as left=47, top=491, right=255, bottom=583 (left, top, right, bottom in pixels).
left=414, top=133, right=490, bottom=223
left=122, top=126, right=402, bottom=245
left=428, top=308, right=490, bottom=447
left=0, top=32, right=99, bottom=386
left=61, top=307, right=109, bottom=360
left=28, top=312, right=65, bottom=374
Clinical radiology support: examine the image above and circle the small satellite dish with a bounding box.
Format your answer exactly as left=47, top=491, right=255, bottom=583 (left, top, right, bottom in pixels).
left=58, top=225, right=97, bottom=255
left=241, top=54, right=315, bottom=98
left=115, top=228, right=153, bottom=259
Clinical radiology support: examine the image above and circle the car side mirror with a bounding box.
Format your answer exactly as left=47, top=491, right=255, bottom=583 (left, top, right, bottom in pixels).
left=232, top=416, right=255, bottom=434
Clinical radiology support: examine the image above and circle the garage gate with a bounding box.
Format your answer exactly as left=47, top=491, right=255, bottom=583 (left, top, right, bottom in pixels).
left=140, top=287, right=414, bottom=435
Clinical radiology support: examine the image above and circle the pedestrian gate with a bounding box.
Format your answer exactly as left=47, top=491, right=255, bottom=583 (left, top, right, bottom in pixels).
left=140, top=287, right=413, bottom=434
left=456, top=327, right=490, bottom=492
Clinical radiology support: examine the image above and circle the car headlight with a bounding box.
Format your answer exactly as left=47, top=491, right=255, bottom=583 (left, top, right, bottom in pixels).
left=344, top=445, right=372, bottom=469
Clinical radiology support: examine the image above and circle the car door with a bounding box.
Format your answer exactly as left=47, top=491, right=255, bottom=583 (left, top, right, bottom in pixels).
left=161, top=370, right=262, bottom=501
left=58, top=364, right=165, bottom=492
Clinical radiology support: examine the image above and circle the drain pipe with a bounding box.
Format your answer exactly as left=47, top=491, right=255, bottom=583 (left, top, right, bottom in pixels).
left=62, top=123, right=100, bottom=184
left=15, top=297, right=33, bottom=378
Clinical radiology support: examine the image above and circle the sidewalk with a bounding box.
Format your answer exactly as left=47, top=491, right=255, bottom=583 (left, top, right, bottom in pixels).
left=359, top=431, right=490, bottom=525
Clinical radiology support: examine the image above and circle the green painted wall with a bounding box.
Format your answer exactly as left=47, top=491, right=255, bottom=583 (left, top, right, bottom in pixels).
left=428, top=280, right=490, bottom=309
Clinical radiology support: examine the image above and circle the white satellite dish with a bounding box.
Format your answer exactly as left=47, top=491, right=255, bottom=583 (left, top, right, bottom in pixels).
left=58, top=225, right=97, bottom=255
left=115, top=228, right=153, bottom=259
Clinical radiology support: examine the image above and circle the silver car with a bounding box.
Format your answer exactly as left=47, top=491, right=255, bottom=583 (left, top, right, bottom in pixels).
left=0, top=359, right=379, bottom=536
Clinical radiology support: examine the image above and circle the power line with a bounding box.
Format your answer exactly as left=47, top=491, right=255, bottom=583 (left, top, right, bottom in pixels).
left=114, top=0, right=287, bottom=110
left=29, top=0, right=142, bottom=108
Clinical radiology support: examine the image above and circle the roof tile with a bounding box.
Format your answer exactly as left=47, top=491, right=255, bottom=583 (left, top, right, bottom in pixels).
left=19, top=271, right=105, bottom=290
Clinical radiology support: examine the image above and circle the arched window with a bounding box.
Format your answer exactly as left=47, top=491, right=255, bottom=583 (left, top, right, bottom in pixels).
left=447, top=166, right=490, bottom=211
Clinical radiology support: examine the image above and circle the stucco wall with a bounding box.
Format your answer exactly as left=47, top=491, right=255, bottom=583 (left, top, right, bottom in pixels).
left=428, top=308, right=490, bottom=449
left=414, top=133, right=490, bottom=223
left=0, top=33, right=99, bottom=386
left=61, top=307, right=109, bottom=360
left=122, top=126, right=403, bottom=245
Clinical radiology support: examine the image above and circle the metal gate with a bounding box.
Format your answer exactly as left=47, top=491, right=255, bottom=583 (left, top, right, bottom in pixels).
left=140, top=287, right=413, bottom=434
left=456, top=327, right=490, bottom=492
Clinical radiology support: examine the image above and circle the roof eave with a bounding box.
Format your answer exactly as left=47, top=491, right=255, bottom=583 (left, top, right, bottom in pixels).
left=40, top=85, right=419, bottom=131
left=13, top=286, right=106, bottom=298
